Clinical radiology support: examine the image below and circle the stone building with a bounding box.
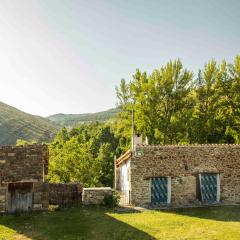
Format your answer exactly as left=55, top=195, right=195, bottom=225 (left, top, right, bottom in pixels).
left=116, top=141, right=240, bottom=207
left=0, top=145, right=49, bottom=213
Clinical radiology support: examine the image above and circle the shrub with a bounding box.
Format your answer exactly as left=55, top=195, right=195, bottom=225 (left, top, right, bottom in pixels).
left=104, top=192, right=120, bottom=208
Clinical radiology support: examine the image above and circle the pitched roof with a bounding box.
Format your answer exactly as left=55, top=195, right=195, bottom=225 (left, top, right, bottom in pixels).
left=116, top=143, right=240, bottom=166
left=116, top=149, right=132, bottom=166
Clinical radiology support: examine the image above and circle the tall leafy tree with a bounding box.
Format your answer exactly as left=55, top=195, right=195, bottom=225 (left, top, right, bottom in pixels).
left=48, top=55, right=240, bottom=188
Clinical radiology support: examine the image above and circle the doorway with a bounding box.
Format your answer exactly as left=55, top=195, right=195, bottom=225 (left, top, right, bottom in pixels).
left=7, top=182, right=33, bottom=213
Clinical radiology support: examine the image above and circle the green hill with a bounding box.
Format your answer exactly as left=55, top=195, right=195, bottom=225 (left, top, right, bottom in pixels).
left=0, top=101, right=60, bottom=145
left=47, top=108, right=119, bottom=126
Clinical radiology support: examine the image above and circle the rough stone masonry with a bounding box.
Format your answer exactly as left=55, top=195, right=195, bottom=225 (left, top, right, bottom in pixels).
left=116, top=144, right=240, bottom=207
left=82, top=187, right=112, bottom=205
left=0, top=144, right=49, bottom=213
left=49, top=183, right=82, bottom=207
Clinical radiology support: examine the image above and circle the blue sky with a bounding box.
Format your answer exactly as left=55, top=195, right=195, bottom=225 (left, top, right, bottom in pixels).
left=0, top=0, right=239, bottom=116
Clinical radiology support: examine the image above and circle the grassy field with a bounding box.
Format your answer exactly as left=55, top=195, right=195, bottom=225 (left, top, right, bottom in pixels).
left=0, top=206, right=239, bottom=240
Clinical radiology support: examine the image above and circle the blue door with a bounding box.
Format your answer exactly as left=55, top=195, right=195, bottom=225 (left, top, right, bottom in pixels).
left=151, top=177, right=168, bottom=204
left=200, top=173, right=218, bottom=203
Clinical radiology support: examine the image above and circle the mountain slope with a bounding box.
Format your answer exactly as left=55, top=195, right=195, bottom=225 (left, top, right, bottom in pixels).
left=47, top=108, right=119, bottom=126
left=0, top=101, right=60, bottom=145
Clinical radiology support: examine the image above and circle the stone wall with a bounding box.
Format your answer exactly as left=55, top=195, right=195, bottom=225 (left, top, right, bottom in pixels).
left=82, top=187, right=112, bottom=205
left=0, top=144, right=48, bottom=183
left=0, top=187, right=6, bottom=213
left=33, top=182, right=49, bottom=211
left=0, top=145, right=49, bottom=213
left=130, top=144, right=240, bottom=207
left=49, top=183, right=82, bottom=207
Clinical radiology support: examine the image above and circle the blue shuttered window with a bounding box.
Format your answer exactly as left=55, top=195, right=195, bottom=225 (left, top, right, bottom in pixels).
left=151, top=177, right=170, bottom=204
left=200, top=173, right=219, bottom=203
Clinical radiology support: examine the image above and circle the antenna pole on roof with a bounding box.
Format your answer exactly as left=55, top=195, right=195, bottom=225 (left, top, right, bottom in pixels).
left=131, top=107, right=134, bottom=151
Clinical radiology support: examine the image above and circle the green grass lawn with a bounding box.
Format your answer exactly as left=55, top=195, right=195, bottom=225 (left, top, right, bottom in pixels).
left=0, top=206, right=239, bottom=240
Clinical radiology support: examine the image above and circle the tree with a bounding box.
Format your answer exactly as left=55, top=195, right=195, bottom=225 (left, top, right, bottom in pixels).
left=16, top=139, right=37, bottom=146
left=48, top=123, right=121, bottom=187
left=116, top=55, right=240, bottom=145
left=116, top=59, right=193, bottom=144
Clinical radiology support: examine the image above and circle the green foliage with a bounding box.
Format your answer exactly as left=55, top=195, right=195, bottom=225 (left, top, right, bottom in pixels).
left=48, top=55, right=240, bottom=188
left=48, top=123, right=123, bottom=187
left=116, top=56, right=240, bottom=144
left=103, top=192, right=120, bottom=208
left=16, top=139, right=37, bottom=146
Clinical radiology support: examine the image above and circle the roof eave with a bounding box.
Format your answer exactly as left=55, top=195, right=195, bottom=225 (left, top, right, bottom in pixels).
left=116, top=149, right=132, bottom=166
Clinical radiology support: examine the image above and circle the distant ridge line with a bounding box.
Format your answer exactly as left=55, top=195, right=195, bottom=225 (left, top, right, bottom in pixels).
left=47, top=107, right=119, bottom=126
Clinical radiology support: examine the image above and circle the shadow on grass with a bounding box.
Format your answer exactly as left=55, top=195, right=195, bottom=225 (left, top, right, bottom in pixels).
left=0, top=206, right=155, bottom=240
left=162, top=205, right=240, bottom=222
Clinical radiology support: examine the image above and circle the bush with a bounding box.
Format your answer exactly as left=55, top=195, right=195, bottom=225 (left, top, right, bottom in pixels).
left=104, top=192, right=120, bottom=208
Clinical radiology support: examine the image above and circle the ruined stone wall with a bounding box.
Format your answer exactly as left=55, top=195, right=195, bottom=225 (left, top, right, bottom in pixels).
left=49, top=183, right=82, bottom=207
left=130, top=145, right=240, bottom=207
left=0, top=145, right=49, bottom=212
left=0, top=187, right=6, bottom=213
left=0, top=145, right=48, bottom=183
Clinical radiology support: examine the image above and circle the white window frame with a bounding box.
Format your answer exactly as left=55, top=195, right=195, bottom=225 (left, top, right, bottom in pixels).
left=167, top=177, right=171, bottom=204
left=216, top=174, right=220, bottom=202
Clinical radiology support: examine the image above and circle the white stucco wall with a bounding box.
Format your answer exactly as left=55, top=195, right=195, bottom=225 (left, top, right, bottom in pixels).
left=117, top=160, right=130, bottom=204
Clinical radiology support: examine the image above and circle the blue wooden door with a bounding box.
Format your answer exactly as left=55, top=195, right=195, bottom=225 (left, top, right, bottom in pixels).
left=200, top=173, right=218, bottom=203
left=151, top=177, right=168, bottom=204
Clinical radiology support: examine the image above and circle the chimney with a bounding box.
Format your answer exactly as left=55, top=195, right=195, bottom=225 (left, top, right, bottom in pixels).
left=132, top=134, right=143, bottom=149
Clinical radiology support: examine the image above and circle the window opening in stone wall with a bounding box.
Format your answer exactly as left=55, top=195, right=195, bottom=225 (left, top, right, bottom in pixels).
left=150, top=177, right=171, bottom=204
left=199, top=173, right=220, bottom=204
